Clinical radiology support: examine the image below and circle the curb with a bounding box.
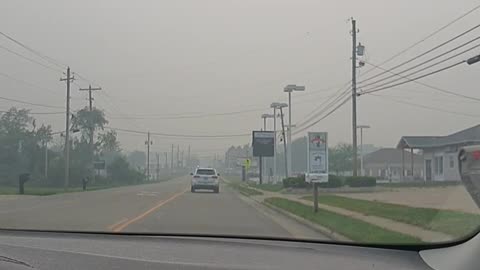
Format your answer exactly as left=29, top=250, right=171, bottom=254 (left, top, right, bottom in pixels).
left=262, top=201, right=352, bottom=242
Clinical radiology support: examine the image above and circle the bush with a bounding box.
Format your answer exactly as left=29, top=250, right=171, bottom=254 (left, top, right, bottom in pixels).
left=345, top=176, right=376, bottom=187
left=283, top=174, right=309, bottom=188
left=318, top=174, right=344, bottom=188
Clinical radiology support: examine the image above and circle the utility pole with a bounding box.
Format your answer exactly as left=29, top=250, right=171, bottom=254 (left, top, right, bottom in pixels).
left=164, top=152, right=168, bottom=170
left=351, top=18, right=358, bottom=177
left=176, top=145, right=180, bottom=168
left=279, top=107, right=288, bottom=178
left=187, top=145, right=191, bottom=168
left=44, top=141, right=48, bottom=180
left=156, top=152, right=160, bottom=181
left=171, top=144, right=174, bottom=170
left=60, top=67, right=74, bottom=191
left=181, top=150, right=184, bottom=168
left=145, top=132, right=152, bottom=180
left=79, top=84, right=101, bottom=183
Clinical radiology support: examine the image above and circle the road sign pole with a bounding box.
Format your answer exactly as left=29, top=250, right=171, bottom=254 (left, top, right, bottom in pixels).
left=313, top=182, right=319, bottom=213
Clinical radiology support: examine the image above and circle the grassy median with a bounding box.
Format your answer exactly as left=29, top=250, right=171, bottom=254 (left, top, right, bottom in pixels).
left=302, top=195, right=480, bottom=238
left=248, top=182, right=283, bottom=192
left=229, top=182, right=264, bottom=196
left=265, top=197, right=421, bottom=244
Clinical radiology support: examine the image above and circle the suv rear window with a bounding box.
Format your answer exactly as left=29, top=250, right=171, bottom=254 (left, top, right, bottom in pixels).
left=196, top=169, right=216, bottom=175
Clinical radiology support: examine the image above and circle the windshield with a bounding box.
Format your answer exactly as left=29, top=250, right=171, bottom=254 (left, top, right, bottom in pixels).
left=0, top=0, right=479, bottom=245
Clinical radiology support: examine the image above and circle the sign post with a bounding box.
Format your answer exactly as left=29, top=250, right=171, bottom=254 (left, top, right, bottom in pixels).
left=306, top=132, right=328, bottom=212
left=252, top=131, right=275, bottom=184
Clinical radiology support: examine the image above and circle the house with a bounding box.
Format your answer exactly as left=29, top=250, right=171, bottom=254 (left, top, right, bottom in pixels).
left=397, top=124, right=480, bottom=182
left=363, top=148, right=424, bottom=181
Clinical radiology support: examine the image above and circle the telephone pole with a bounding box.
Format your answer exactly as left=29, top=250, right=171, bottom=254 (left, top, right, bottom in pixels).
left=156, top=152, right=160, bottom=181
left=79, top=84, right=101, bottom=182
left=164, top=152, right=168, bottom=171
left=187, top=145, right=191, bottom=168
left=171, top=144, right=174, bottom=169
left=60, top=67, right=74, bottom=191
left=176, top=145, right=180, bottom=168
left=351, top=18, right=358, bottom=177
left=145, top=132, right=152, bottom=180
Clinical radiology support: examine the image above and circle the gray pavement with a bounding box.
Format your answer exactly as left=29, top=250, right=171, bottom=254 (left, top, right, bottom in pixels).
left=0, top=176, right=328, bottom=240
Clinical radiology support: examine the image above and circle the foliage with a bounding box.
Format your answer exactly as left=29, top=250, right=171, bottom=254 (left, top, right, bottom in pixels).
left=329, top=143, right=355, bottom=175
left=72, top=107, right=108, bottom=142
left=345, top=176, right=377, bottom=187
left=97, top=130, right=120, bottom=155
left=283, top=174, right=310, bottom=188
left=107, top=155, right=144, bottom=184
left=318, top=174, right=345, bottom=188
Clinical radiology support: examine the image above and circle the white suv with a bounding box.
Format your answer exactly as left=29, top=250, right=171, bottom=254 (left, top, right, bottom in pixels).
left=191, top=168, right=220, bottom=193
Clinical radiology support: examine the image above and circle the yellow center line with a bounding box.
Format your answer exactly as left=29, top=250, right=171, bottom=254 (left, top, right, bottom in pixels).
left=110, top=187, right=189, bottom=232
left=107, top=218, right=128, bottom=230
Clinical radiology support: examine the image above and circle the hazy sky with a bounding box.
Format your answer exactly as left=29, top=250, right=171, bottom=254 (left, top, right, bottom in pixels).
left=1, top=0, right=480, bottom=159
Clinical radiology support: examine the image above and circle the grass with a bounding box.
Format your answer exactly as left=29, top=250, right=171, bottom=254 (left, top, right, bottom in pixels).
left=248, top=182, right=283, bottom=192
left=377, top=181, right=461, bottom=188
left=265, top=197, right=421, bottom=244
left=0, top=185, right=115, bottom=196
left=302, top=195, right=480, bottom=238
left=228, top=182, right=263, bottom=196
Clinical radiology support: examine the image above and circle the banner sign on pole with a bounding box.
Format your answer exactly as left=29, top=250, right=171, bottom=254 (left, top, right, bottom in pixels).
left=252, top=131, right=275, bottom=157
left=306, top=132, right=329, bottom=183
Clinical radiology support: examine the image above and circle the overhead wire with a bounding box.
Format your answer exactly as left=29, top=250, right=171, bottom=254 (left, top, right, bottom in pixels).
left=0, top=95, right=65, bottom=109
left=362, top=60, right=480, bottom=102
left=0, top=44, right=63, bottom=73
left=358, top=36, right=480, bottom=89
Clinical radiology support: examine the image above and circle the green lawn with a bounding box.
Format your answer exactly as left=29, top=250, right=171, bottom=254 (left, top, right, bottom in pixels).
left=0, top=185, right=115, bottom=196
left=248, top=182, right=283, bottom=192
left=378, top=181, right=461, bottom=188
left=265, top=197, right=421, bottom=244
left=302, top=195, right=480, bottom=238
left=229, top=182, right=264, bottom=196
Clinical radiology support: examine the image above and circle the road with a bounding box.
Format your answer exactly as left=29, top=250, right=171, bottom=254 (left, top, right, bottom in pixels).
left=0, top=176, right=328, bottom=240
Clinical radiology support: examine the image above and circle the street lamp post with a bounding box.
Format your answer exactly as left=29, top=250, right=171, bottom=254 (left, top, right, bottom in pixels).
left=271, top=102, right=288, bottom=181
left=357, top=125, right=370, bottom=176
left=260, top=114, right=274, bottom=184
left=284, top=84, right=305, bottom=177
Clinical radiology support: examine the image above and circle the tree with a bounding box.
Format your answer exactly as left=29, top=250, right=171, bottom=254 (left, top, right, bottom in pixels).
left=108, top=155, right=144, bottom=184
left=329, top=143, right=354, bottom=175
left=127, top=150, right=146, bottom=169
left=72, top=107, right=108, bottom=143
left=98, top=130, right=120, bottom=155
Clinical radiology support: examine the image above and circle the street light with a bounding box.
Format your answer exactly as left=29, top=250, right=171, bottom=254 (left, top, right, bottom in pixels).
left=357, top=125, right=370, bottom=176
left=284, top=84, right=305, bottom=177
left=271, top=102, right=288, bottom=181
left=261, top=114, right=274, bottom=131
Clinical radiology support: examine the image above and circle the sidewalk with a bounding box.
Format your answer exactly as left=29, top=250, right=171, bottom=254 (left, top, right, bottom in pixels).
left=246, top=186, right=454, bottom=242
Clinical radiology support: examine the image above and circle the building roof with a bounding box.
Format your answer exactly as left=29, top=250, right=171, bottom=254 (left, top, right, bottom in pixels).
left=397, top=124, right=480, bottom=149
left=363, top=148, right=423, bottom=165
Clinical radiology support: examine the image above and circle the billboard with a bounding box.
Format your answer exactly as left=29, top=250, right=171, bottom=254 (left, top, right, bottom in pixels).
left=306, top=132, right=328, bottom=183
left=252, top=131, right=274, bottom=157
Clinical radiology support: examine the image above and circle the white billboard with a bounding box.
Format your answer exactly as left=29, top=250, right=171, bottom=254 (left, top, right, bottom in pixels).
left=306, top=132, right=328, bottom=183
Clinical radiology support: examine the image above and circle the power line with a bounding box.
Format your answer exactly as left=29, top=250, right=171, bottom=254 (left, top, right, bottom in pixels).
left=0, top=31, right=67, bottom=69
left=293, top=96, right=351, bottom=136
left=362, top=60, right=480, bottom=102
left=0, top=71, right=63, bottom=97
left=371, top=94, right=480, bottom=118
left=0, top=44, right=63, bottom=73
left=107, top=127, right=250, bottom=139
left=0, top=110, right=64, bottom=115
left=359, top=36, right=480, bottom=89
left=0, top=95, right=64, bottom=109
left=109, top=107, right=266, bottom=120
left=360, top=60, right=467, bottom=95
left=366, top=3, right=480, bottom=72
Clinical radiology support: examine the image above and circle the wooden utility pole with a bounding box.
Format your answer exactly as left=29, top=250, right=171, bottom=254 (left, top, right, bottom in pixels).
left=351, top=18, right=358, bottom=177
left=60, top=67, right=74, bottom=191
left=79, top=85, right=101, bottom=182
left=156, top=152, right=160, bottom=181
left=145, top=132, right=152, bottom=180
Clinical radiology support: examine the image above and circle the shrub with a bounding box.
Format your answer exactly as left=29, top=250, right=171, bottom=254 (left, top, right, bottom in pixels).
left=345, top=176, right=376, bottom=187
left=318, top=174, right=344, bottom=188
left=283, top=174, right=309, bottom=188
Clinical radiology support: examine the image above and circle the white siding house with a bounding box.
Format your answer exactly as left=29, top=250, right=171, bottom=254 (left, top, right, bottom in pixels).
left=397, top=125, right=480, bottom=182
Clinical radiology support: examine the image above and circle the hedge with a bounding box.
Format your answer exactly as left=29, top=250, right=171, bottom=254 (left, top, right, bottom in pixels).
left=345, top=176, right=376, bottom=187
left=283, top=174, right=345, bottom=188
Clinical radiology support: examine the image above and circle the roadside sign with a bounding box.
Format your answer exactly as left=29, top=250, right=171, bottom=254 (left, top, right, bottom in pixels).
left=252, top=131, right=275, bottom=157
left=94, top=160, right=106, bottom=170
left=306, top=132, right=328, bottom=183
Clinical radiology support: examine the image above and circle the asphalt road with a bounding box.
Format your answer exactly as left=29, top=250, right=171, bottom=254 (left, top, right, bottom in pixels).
left=0, top=176, right=328, bottom=240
